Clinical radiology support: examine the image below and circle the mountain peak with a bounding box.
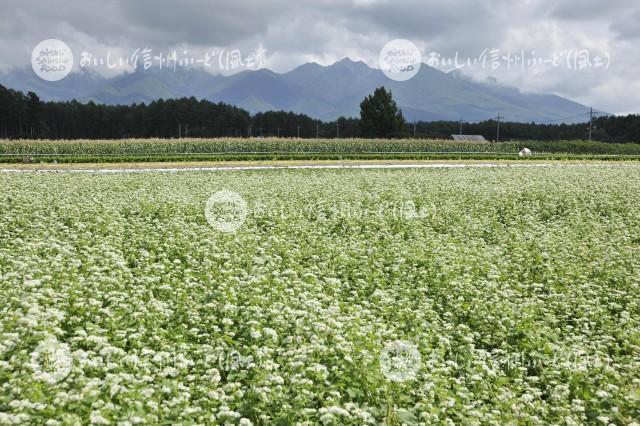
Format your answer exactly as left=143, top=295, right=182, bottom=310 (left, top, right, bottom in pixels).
left=324, top=57, right=373, bottom=80
left=332, top=57, right=369, bottom=68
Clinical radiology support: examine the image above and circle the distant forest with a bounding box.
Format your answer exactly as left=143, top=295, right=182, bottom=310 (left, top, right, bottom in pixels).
left=1, top=84, right=639, bottom=142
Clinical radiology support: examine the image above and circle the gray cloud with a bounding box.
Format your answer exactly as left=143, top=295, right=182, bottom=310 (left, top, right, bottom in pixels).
left=120, top=0, right=288, bottom=46
left=611, top=10, right=640, bottom=40
left=0, top=0, right=638, bottom=113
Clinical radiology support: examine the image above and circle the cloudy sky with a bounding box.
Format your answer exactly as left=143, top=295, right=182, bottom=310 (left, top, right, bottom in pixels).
left=1, top=0, right=638, bottom=114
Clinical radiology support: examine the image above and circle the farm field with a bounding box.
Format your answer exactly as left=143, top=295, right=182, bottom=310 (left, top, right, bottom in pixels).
left=2, top=138, right=640, bottom=164
left=1, top=165, right=640, bottom=424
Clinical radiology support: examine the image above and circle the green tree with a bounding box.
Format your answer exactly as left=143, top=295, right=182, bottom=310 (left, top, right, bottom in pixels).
left=359, top=87, right=406, bottom=137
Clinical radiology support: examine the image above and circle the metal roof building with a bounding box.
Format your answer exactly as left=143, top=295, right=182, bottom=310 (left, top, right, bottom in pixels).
left=451, top=135, right=488, bottom=142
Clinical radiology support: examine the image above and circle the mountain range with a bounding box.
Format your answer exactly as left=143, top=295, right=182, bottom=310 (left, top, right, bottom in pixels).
left=0, top=58, right=593, bottom=123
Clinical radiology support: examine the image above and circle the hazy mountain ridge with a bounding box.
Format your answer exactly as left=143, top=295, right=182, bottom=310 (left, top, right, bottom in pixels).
left=0, top=58, right=592, bottom=123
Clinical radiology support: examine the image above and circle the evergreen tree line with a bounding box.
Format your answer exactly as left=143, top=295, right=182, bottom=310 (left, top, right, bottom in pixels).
left=1, top=84, right=639, bottom=142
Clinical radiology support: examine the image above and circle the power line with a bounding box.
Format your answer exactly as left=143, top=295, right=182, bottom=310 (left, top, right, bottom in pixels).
left=459, top=116, right=498, bottom=123
left=532, top=112, right=591, bottom=124
left=456, top=110, right=605, bottom=127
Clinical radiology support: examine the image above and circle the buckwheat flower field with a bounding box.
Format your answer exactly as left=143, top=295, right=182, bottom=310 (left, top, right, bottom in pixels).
left=1, top=165, right=639, bottom=424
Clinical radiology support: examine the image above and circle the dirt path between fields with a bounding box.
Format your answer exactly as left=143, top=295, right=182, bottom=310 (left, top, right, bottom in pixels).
left=1, top=159, right=636, bottom=173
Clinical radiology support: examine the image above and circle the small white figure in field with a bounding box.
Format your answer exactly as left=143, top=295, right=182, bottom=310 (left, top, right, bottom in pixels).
left=519, top=148, right=532, bottom=157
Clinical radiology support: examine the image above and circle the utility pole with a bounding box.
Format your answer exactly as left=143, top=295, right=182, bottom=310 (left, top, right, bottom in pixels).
left=589, top=107, right=593, bottom=142
left=336, top=122, right=340, bottom=138
left=178, top=123, right=181, bottom=138
left=496, top=114, right=503, bottom=142
left=248, top=126, right=252, bottom=138
left=413, top=121, right=416, bottom=138
left=277, top=127, right=280, bottom=138
left=316, top=123, right=319, bottom=139
left=297, top=125, right=300, bottom=138
left=459, top=118, right=463, bottom=135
